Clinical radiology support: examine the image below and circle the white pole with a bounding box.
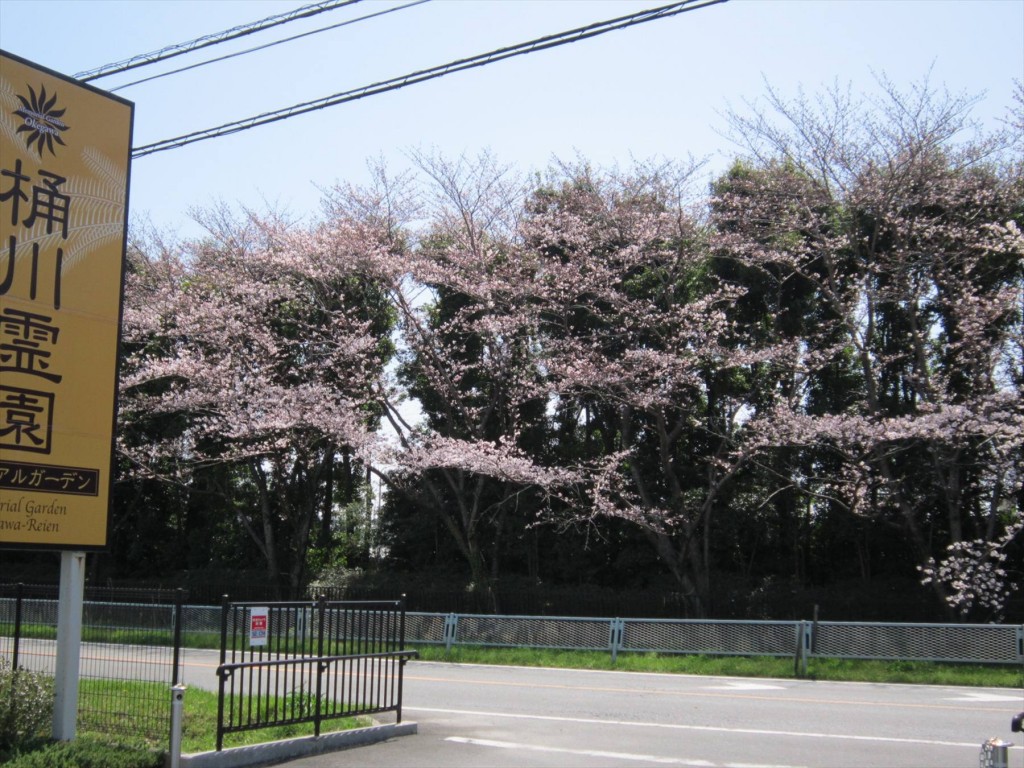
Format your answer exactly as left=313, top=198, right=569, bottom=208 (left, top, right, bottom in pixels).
left=52, top=551, right=86, bottom=740
left=169, top=685, right=186, bottom=768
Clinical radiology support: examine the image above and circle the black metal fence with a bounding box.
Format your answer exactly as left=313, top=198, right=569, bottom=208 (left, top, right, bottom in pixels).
left=0, top=582, right=184, bottom=740
left=216, top=596, right=417, bottom=751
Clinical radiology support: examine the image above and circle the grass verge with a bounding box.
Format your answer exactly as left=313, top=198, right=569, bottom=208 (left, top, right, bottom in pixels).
left=76, top=679, right=372, bottom=753
left=178, top=685, right=374, bottom=753
left=3, top=680, right=373, bottom=767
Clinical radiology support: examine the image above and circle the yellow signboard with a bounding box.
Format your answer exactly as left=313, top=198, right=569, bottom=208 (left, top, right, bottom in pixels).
left=0, top=50, right=133, bottom=550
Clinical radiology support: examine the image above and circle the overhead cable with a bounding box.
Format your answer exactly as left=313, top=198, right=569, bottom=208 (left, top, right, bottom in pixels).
left=75, top=0, right=363, bottom=82
left=109, top=0, right=431, bottom=93
left=132, top=0, right=727, bottom=158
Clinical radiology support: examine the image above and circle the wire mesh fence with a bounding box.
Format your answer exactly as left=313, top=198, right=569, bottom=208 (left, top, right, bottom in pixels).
left=0, top=583, right=183, bottom=741
left=812, top=621, right=1024, bottom=665
left=447, top=613, right=614, bottom=652
left=621, top=618, right=799, bottom=657
left=400, top=610, right=1024, bottom=667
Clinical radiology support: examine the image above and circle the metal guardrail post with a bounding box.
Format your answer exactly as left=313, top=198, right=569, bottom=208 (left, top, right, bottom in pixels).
left=790, top=622, right=798, bottom=675
left=1016, top=625, right=1023, bottom=663
left=803, top=621, right=812, bottom=676
left=444, top=613, right=459, bottom=653
left=794, top=621, right=810, bottom=677
left=609, top=618, right=625, bottom=663
left=811, top=605, right=819, bottom=656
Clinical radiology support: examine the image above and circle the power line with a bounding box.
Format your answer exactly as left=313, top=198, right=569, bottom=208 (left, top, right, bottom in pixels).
left=132, top=0, right=727, bottom=159
left=75, top=0, right=363, bottom=82
left=109, top=0, right=431, bottom=93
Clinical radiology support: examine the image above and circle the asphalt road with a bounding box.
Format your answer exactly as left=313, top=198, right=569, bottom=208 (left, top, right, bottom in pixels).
left=275, top=660, right=1023, bottom=768
left=11, top=642, right=1024, bottom=766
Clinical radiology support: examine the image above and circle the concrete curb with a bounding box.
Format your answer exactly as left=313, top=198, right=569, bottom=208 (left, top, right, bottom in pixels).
left=173, top=721, right=417, bottom=768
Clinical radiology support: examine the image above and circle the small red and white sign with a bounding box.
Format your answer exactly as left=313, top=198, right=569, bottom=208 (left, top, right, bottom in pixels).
left=249, top=607, right=268, bottom=647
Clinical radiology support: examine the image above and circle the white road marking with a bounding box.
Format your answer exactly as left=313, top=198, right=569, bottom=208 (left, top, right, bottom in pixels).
left=408, top=706, right=998, bottom=750
left=705, top=681, right=786, bottom=691
left=445, top=736, right=802, bottom=768
left=942, top=692, right=1023, bottom=703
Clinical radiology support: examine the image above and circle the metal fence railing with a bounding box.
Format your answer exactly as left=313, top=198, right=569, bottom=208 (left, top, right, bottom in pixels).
left=3, top=593, right=1022, bottom=740
left=215, top=597, right=417, bottom=751
left=399, top=611, right=1024, bottom=669
left=5, top=597, right=1023, bottom=670
left=621, top=618, right=800, bottom=659
left=811, top=621, right=1024, bottom=665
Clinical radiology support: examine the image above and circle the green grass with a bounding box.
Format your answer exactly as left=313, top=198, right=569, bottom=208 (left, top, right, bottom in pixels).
left=76, top=679, right=372, bottom=753
left=0, top=623, right=220, bottom=648
left=410, top=644, right=1024, bottom=688
left=2, top=623, right=382, bottom=653
left=0, top=684, right=374, bottom=761
left=3, top=678, right=373, bottom=766
left=176, top=686, right=374, bottom=753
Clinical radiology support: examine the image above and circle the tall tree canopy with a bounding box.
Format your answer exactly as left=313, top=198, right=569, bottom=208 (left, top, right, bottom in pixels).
left=109, top=79, right=1023, bottom=619
left=120, top=208, right=395, bottom=596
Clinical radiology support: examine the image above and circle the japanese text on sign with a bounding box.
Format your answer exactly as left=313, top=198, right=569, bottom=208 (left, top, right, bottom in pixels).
left=0, top=50, right=133, bottom=550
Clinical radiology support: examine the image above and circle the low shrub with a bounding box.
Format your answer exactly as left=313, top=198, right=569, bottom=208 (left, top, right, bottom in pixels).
left=2, top=736, right=162, bottom=768
left=0, top=659, right=55, bottom=752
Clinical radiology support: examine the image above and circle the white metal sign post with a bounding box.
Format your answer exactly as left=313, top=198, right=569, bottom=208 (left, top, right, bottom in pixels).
left=53, top=551, right=85, bottom=739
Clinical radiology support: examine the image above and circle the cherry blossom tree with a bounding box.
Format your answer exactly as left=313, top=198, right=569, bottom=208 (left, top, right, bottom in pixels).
left=320, top=155, right=575, bottom=600
left=119, top=207, right=394, bottom=597
left=111, top=82, right=1021, bottom=619
left=715, top=77, right=1024, bottom=617
left=518, top=160, right=785, bottom=615
left=919, top=520, right=1023, bottom=619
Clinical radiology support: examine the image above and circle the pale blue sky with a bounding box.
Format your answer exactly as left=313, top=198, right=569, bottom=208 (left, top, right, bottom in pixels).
left=2, top=0, right=1021, bottom=238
